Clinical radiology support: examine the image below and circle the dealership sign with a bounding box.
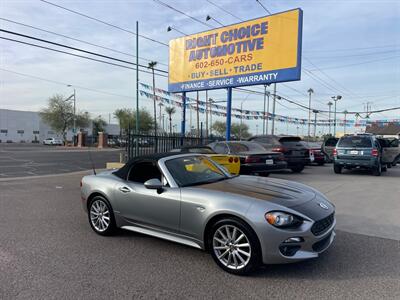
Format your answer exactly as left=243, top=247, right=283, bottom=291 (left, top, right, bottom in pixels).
left=168, top=8, right=303, bottom=93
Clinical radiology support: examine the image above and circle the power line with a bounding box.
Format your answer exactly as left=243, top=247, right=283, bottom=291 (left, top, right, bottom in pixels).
left=39, top=0, right=169, bottom=46
left=0, top=68, right=134, bottom=99
left=308, top=55, right=400, bottom=71
left=153, top=0, right=214, bottom=29
left=0, top=17, right=168, bottom=66
left=255, top=0, right=272, bottom=15
left=0, top=29, right=168, bottom=75
left=0, top=36, right=168, bottom=78
left=206, top=0, right=244, bottom=21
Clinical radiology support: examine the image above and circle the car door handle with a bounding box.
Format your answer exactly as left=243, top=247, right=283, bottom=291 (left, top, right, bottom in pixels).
left=119, top=186, right=131, bottom=193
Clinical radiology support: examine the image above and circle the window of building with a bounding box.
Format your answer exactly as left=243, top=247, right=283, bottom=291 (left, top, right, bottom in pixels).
left=17, top=130, right=24, bottom=134
left=48, top=131, right=54, bottom=134
left=0, top=129, right=7, bottom=134
left=33, top=131, right=40, bottom=134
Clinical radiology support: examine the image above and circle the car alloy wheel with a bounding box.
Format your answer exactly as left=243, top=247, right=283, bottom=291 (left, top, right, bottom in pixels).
left=212, top=225, right=251, bottom=270
left=90, top=199, right=111, bottom=232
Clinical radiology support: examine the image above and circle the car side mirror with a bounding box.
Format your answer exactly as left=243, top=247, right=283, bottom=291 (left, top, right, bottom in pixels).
left=144, top=178, right=163, bottom=193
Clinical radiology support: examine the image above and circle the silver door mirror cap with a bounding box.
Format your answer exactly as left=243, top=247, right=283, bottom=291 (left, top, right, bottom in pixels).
left=144, top=178, right=163, bottom=190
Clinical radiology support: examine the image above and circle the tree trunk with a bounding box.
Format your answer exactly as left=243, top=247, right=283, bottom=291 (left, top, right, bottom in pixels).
left=169, top=115, right=172, bottom=134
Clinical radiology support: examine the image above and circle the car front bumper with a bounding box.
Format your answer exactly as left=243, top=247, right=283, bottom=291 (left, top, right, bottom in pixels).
left=257, top=216, right=336, bottom=265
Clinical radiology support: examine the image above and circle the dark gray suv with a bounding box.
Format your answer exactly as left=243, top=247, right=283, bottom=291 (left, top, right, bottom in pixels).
left=333, top=134, right=384, bottom=176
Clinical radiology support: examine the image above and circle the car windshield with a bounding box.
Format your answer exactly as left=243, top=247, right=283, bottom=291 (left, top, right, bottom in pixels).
left=228, top=142, right=265, bottom=153
left=187, top=147, right=215, bottom=154
left=165, top=156, right=228, bottom=187
left=338, top=136, right=372, bottom=148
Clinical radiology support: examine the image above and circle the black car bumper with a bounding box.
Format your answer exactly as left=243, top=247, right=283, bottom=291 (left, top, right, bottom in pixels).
left=240, top=161, right=288, bottom=174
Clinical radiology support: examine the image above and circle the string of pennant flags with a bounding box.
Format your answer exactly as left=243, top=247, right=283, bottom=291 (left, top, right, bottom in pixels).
left=139, top=83, right=400, bottom=127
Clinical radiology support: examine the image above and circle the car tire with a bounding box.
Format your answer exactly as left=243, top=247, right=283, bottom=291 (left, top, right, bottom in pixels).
left=88, top=196, right=116, bottom=236
left=382, top=165, right=387, bottom=172
left=372, top=163, right=382, bottom=176
left=333, top=164, right=342, bottom=174
left=209, top=218, right=261, bottom=275
left=290, top=165, right=304, bottom=173
left=387, top=164, right=392, bottom=169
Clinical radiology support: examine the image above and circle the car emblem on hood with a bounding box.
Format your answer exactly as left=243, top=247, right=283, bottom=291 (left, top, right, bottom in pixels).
left=319, top=202, right=329, bottom=210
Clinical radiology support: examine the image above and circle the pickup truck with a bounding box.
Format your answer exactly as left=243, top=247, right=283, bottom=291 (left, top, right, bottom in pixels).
left=377, top=137, right=400, bottom=168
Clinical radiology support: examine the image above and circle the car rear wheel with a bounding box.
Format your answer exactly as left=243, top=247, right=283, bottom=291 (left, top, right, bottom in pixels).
left=88, top=196, right=116, bottom=236
left=209, top=218, right=261, bottom=275
left=372, top=163, right=382, bottom=176
left=387, top=164, right=392, bottom=169
left=290, top=165, right=304, bottom=173
left=334, top=164, right=342, bottom=174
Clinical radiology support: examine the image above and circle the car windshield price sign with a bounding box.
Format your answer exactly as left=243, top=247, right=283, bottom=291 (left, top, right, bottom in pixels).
left=168, top=8, right=303, bottom=92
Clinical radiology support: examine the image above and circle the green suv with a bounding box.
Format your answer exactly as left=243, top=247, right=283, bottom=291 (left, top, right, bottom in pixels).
left=333, top=134, right=384, bottom=176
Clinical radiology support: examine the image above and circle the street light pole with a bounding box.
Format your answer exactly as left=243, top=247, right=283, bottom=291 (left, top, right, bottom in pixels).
left=307, top=88, right=314, bottom=140
left=343, top=110, right=348, bottom=135
left=209, top=98, right=213, bottom=137
left=313, top=110, right=319, bottom=138
left=332, top=95, right=342, bottom=137
left=327, top=101, right=333, bottom=135
left=263, top=85, right=267, bottom=135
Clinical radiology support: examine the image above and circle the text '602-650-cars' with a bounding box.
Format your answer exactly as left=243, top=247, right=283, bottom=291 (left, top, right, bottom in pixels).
left=81, top=153, right=335, bottom=275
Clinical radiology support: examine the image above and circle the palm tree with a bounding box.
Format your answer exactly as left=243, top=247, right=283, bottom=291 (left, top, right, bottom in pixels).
left=165, top=106, right=176, bottom=134
left=147, top=61, right=158, bottom=136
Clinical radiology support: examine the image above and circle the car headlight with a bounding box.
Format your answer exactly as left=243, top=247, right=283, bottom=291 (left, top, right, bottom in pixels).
left=265, top=211, right=302, bottom=228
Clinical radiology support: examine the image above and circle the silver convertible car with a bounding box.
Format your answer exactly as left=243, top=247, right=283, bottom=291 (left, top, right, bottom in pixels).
left=81, top=153, right=335, bottom=275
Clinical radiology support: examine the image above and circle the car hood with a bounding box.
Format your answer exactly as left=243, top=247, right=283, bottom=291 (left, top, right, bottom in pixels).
left=196, top=176, right=317, bottom=208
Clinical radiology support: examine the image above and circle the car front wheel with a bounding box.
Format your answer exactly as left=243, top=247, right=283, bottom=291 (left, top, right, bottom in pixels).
left=209, top=218, right=261, bottom=275
left=372, top=163, right=382, bottom=176
left=88, top=196, right=116, bottom=236
left=290, top=165, right=304, bottom=173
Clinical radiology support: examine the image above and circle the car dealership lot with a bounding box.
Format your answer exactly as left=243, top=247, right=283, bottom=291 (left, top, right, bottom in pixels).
left=0, top=165, right=399, bottom=298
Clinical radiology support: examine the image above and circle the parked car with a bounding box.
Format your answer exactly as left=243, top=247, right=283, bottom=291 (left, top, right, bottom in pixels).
left=170, top=145, right=240, bottom=175
left=248, top=135, right=310, bottom=173
left=321, top=137, right=339, bottom=162
left=208, top=141, right=287, bottom=176
left=81, top=153, right=336, bottom=275
left=333, top=134, right=393, bottom=176
left=43, top=137, right=63, bottom=145
left=307, top=143, right=326, bottom=166
left=377, top=137, right=400, bottom=167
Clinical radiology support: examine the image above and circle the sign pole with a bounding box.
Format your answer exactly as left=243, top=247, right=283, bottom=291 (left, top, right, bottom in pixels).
left=226, top=88, right=232, bottom=141
left=181, top=92, right=186, bottom=138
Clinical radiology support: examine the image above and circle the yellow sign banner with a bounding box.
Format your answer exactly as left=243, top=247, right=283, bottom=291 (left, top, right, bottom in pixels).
left=168, top=8, right=302, bottom=92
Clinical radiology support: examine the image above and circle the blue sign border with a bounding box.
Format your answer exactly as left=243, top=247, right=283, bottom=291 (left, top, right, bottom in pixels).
left=168, top=8, right=303, bottom=93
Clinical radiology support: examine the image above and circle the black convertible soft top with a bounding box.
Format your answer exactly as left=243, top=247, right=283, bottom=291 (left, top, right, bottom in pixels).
left=113, top=152, right=180, bottom=179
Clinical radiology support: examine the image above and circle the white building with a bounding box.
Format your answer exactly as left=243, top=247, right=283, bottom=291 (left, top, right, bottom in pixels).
left=0, top=109, right=120, bottom=143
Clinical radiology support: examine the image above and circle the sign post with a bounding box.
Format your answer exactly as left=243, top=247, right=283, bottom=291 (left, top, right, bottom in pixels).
left=226, top=88, right=232, bottom=140
left=181, top=92, right=186, bottom=140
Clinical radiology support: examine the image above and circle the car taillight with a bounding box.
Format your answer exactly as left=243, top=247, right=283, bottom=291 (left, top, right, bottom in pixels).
left=371, top=149, right=379, bottom=157
left=333, top=148, right=337, bottom=157
left=245, top=156, right=261, bottom=163
left=234, top=157, right=239, bottom=163
left=229, top=157, right=233, bottom=163
left=272, top=147, right=287, bottom=153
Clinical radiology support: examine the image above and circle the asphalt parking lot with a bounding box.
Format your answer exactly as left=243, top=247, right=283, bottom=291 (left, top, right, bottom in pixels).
left=0, top=143, right=121, bottom=178
left=0, top=163, right=399, bottom=299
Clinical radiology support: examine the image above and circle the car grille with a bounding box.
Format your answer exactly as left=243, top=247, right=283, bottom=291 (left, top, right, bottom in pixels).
left=311, top=213, right=334, bottom=236
left=312, top=233, right=332, bottom=252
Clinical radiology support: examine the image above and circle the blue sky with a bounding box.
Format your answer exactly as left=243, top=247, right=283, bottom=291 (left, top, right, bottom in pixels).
left=1, top=0, right=399, bottom=135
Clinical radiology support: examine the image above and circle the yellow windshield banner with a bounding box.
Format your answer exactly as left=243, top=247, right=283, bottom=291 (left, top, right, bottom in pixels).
left=168, top=8, right=302, bottom=93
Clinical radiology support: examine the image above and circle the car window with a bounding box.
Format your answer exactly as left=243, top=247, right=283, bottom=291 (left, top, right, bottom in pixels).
left=324, top=138, right=338, bottom=147
left=165, top=156, right=227, bottom=187
left=338, top=136, right=372, bottom=148
left=227, top=143, right=250, bottom=153
left=128, top=161, right=162, bottom=183
left=251, top=136, right=278, bottom=146
left=389, top=139, right=399, bottom=147
left=214, top=143, right=229, bottom=154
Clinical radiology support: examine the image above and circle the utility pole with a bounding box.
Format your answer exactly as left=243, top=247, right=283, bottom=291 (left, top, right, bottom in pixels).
left=135, top=21, right=139, bottom=155
left=271, top=83, right=277, bottom=135
left=66, top=85, right=76, bottom=145
left=209, top=98, right=213, bottom=137
left=148, top=61, right=158, bottom=138
left=263, top=85, right=267, bottom=135
left=332, top=95, right=342, bottom=137
left=205, top=91, right=208, bottom=139
left=327, top=101, right=333, bottom=135
left=313, top=110, right=319, bottom=138
left=307, top=88, right=314, bottom=140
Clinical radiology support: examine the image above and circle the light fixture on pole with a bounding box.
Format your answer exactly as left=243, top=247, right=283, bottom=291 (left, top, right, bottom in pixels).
left=307, top=88, right=314, bottom=139
left=332, top=95, right=342, bottom=137
left=166, top=26, right=187, bottom=35
left=205, top=15, right=224, bottom=26
left=327, top=101, right=333, bottom=136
